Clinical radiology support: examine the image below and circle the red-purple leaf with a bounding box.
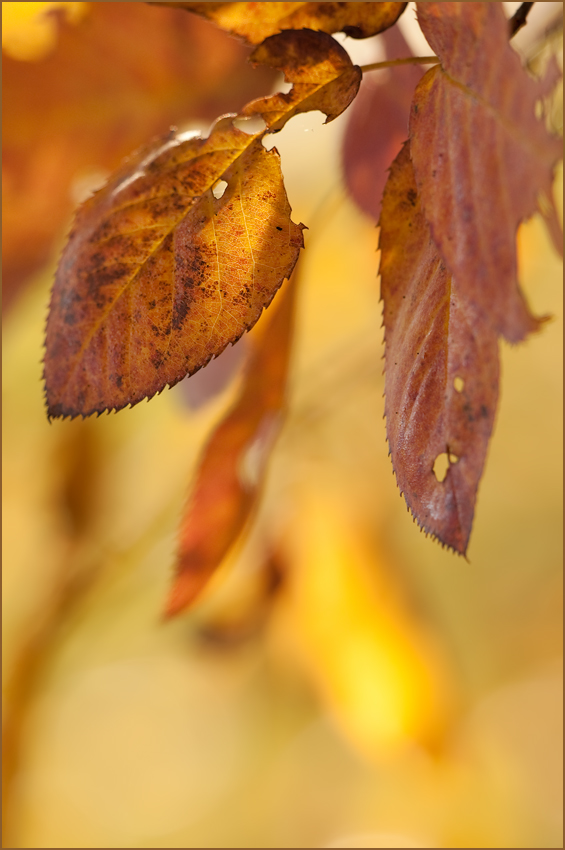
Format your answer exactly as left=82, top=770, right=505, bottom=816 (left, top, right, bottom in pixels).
left=410, top=1, right=562, bottom=342
left=380, top=142, right=499, bottom=554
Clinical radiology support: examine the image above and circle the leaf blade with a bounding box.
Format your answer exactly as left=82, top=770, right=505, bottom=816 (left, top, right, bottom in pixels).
left=44, top=31, right=359, bottom=419
left=410, top=2, right=562, bottom=342
left=380, top=142, right=499, bottom=554
left=158, top=2, right=407, bottom=44
left=244, top=29, right=361, bottom=131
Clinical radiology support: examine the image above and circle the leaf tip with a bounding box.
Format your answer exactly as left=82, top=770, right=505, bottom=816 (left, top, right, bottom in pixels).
left=163, top=569, right=207, bottom=619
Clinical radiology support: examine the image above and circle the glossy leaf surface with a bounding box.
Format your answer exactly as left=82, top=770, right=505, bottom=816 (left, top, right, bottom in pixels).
left=410, top=1, right=562, bottom=342
left=44, top=31, right=359, bottom=419
left=161, top=2, right=407, bottom=44
left=380, top=143, right=499, bottom=554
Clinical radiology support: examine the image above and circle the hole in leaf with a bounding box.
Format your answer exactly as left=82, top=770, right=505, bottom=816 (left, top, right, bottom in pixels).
left=453, top=376, right=464, bottom=392
left=433, top=453, right=450, bottom=482
left=272, top=74, right=292, bottom=96
left=433, top=452, right=460, bottom=481
left=233, top=115, right=267, bottom=135
left=212, top=180, right=228, bottom=199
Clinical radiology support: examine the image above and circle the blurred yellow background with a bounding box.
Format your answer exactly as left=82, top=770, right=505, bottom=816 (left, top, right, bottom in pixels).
left=3, top=3, right=563, bottom=847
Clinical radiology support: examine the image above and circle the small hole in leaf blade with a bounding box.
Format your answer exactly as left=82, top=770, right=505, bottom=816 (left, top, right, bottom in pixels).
left=433, top=453, right=450, bottom=482
left=212, top=180, right=228, bottom=199
left=454, top=376, right=464, bottom=392
left=233, top=115, right=267, bottom=135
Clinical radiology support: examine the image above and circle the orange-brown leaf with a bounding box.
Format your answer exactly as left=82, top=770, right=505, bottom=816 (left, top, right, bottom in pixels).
left=410, top=2, right=562, bottom=343
left=166, top=270, right=298, bottom=616
left=161, top=2, right=407, bottom=44
left=243, top=29, right=361, bottom=131
left=380, top=143, right=499, bottom=555
left=44, top=30, right=359, bottom=419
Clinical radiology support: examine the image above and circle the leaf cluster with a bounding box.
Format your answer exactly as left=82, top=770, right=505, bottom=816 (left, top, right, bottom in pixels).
left=43, top=2, right=562, bottom=612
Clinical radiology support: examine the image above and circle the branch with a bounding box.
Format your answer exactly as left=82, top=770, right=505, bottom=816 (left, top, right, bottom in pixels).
left=509, top=2, right=534, bottom=38
left=360, top=55, right=439, bottom=75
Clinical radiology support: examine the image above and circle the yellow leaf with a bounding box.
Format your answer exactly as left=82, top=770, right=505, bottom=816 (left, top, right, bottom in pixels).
left=2, top=2, right=85, bottom=61
left=278, top=487, right=455, bottom=756
left=159, top=2, right=407, bottom=45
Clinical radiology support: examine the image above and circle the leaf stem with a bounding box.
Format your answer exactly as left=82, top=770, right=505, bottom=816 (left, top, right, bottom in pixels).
left=509, top=2, right=534, bottom=38
left=359, top=2, right=532, bottom=75
left=360, top=56, right=439, bottom=74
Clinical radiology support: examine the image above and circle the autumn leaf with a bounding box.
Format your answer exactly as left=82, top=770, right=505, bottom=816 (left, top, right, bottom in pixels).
left=410, top=1, right=562, bottom=343
left=2, top=1, right=275, bottom=312
left=158, top=2, right=407, bottom=45
left=44, top=30, right=360, bottom=420
left=242, top=29, right=361, bottom=131
left=341, top=23, right=424, bottom=220
left=166, top=269, right=298, bottom=616
left=274, top=485, right=454, bottom=754
left=379, top=142, right=499, bottom=555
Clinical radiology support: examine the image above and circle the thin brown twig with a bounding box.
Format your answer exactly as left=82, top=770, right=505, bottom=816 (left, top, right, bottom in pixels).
left=509, top=2, right=535, bottom=38
left=360, top=55, right=439, bottom=75
left=361, top=4, right=537, bottom=75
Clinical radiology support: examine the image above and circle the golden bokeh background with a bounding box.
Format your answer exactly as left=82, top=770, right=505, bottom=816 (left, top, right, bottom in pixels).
left=3, top=3, right=562, bottom=847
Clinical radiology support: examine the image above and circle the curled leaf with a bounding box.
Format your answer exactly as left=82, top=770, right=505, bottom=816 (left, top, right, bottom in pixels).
left=44, top=30, right=360, bottom=419
left=410, top=1, right=562, bottom=342
left=159, top=2, right=407, bottom=44
left=244, top=29, right=361, bottom=131
left=166, top=269, right=299, bottom=616
left=380, top=143, right=499, bottom=555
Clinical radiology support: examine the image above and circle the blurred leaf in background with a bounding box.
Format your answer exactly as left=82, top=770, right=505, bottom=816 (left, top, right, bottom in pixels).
left=1, top=0, right=275, bottom=311
left=2, top=2, right=563, bottom=848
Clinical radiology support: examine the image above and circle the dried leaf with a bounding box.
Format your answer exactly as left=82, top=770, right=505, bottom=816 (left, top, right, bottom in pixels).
left=380, top=143, right=499, bottom=555
left=410, top=2, right=562, bottom=342
left=44, top=30, right=360, bottom=419
left=243, top=29, right=361, bottom=131
left=166, top=269, right=298, bottom=616
left=341, top=24, right=424, bottom=220
left=2, top=1, right=275, bottom=312
left=159, top=2, right=407, bottom=45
